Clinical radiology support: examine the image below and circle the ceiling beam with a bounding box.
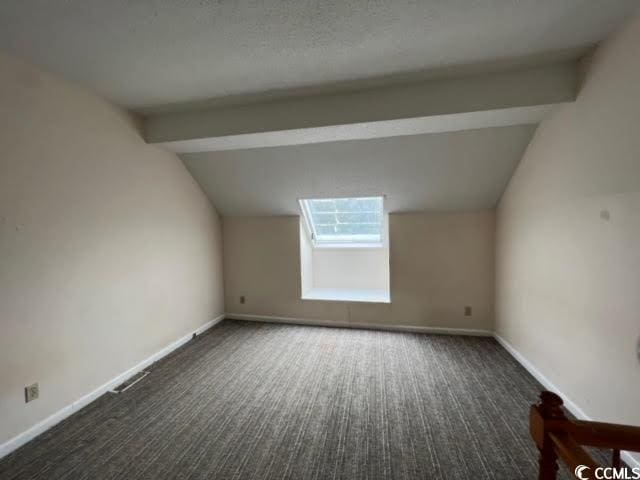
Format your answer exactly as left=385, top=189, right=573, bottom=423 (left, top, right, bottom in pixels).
left=144, top=62, right=577, bottom=153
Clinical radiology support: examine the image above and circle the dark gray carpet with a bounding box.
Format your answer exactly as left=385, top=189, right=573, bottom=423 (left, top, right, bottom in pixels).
left=0, top=320, right=593, bottom=479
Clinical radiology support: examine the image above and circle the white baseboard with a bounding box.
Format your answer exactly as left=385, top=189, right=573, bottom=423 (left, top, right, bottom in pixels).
left=0, top=314, right=225, bottom=459
left=493, top=334, right=588, bottom=418
left=225, top=313, right=493, bottom=337
left=494, top=334, right=640, bottom=469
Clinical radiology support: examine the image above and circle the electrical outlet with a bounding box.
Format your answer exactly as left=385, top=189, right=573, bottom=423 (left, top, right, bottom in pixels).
left=240, top=295, right=245, bottom=304
left=464, top=306, right=472, bottom=316
left=25, top=383, right=39, bottom=403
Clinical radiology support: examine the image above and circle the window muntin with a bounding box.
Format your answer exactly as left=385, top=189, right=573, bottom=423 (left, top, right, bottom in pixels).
left=299, top=196, right=384, bottom=246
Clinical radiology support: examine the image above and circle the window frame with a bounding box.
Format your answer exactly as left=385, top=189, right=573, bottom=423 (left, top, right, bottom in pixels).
left=298, top=196, right=388, bottom=249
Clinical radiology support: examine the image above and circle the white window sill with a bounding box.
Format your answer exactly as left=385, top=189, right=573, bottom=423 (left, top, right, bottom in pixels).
left=302, top=288, right=391, bottom=304
left=312, top=243, right=386, bottom=250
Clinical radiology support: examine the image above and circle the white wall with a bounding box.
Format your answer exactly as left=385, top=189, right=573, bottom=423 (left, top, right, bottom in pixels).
left=311, top=248, right=389, bottom=291
left=496, top=14, right=640, bottom=431
left=299, top=217, right=390, bottom=294
left=0, top=53, right=225, bottom=447
left=299, top=220, right=314, bottom=295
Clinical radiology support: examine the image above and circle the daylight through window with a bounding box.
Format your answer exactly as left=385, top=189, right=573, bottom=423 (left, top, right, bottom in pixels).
left=299, top=196, right=384, bottom=246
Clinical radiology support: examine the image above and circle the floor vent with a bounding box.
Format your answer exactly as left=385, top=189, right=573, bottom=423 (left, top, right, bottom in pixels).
left=109, top=370, right=150, bottom=394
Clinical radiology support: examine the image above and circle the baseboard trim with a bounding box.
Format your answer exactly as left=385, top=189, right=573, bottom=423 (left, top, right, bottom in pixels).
left=0, top=314, right=225, bottom=459
left=225, top=313, right=493, bottom=336
left=494, top=333, right=640, bottom=469
left=493, top=334, right=588, bottom=418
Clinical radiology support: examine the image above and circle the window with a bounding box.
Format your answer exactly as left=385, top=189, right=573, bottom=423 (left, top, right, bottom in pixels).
left=299, top=196, right=384, bottom=247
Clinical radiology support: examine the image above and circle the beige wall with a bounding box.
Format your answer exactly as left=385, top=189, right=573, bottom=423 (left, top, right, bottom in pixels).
left=496, top=15, right=640, bottom=428
left=0, top=53, right=224, bottom=445
left=223, top=211, right=494, bottom=330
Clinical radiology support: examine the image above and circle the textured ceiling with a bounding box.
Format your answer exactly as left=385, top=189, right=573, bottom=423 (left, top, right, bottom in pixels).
left=0, top=1, right=636, bottom=110
left=182, top=125, right=535, bottom=215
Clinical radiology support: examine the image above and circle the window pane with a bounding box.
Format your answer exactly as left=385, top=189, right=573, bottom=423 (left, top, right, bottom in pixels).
left=302, top=196, right=384, bottom=244
left=311, top=212, right=338, bottom=224
left=308, top=199, right=336, bottom=212
left=315, top=223, right=382, bottom=235
left=335, top=212, right=381, bottom=224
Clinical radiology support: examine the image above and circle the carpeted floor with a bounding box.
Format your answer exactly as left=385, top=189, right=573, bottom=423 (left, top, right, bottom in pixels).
left=0, top=320, right=593, bottom=479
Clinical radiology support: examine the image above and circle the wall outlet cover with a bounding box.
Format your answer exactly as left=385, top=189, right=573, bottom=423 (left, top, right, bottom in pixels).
left=25, top=383, right=39, bottom=403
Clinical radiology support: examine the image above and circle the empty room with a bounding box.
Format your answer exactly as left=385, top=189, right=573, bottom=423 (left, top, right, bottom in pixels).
left=1, top=2, right=639, bottom=479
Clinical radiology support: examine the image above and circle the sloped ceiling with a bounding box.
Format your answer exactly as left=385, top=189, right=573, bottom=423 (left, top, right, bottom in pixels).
left=0, top=0, right=636, bottom=110
left=182, top=125, right=535, bottom=215
left=1, top=2, right=634, bottom=216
